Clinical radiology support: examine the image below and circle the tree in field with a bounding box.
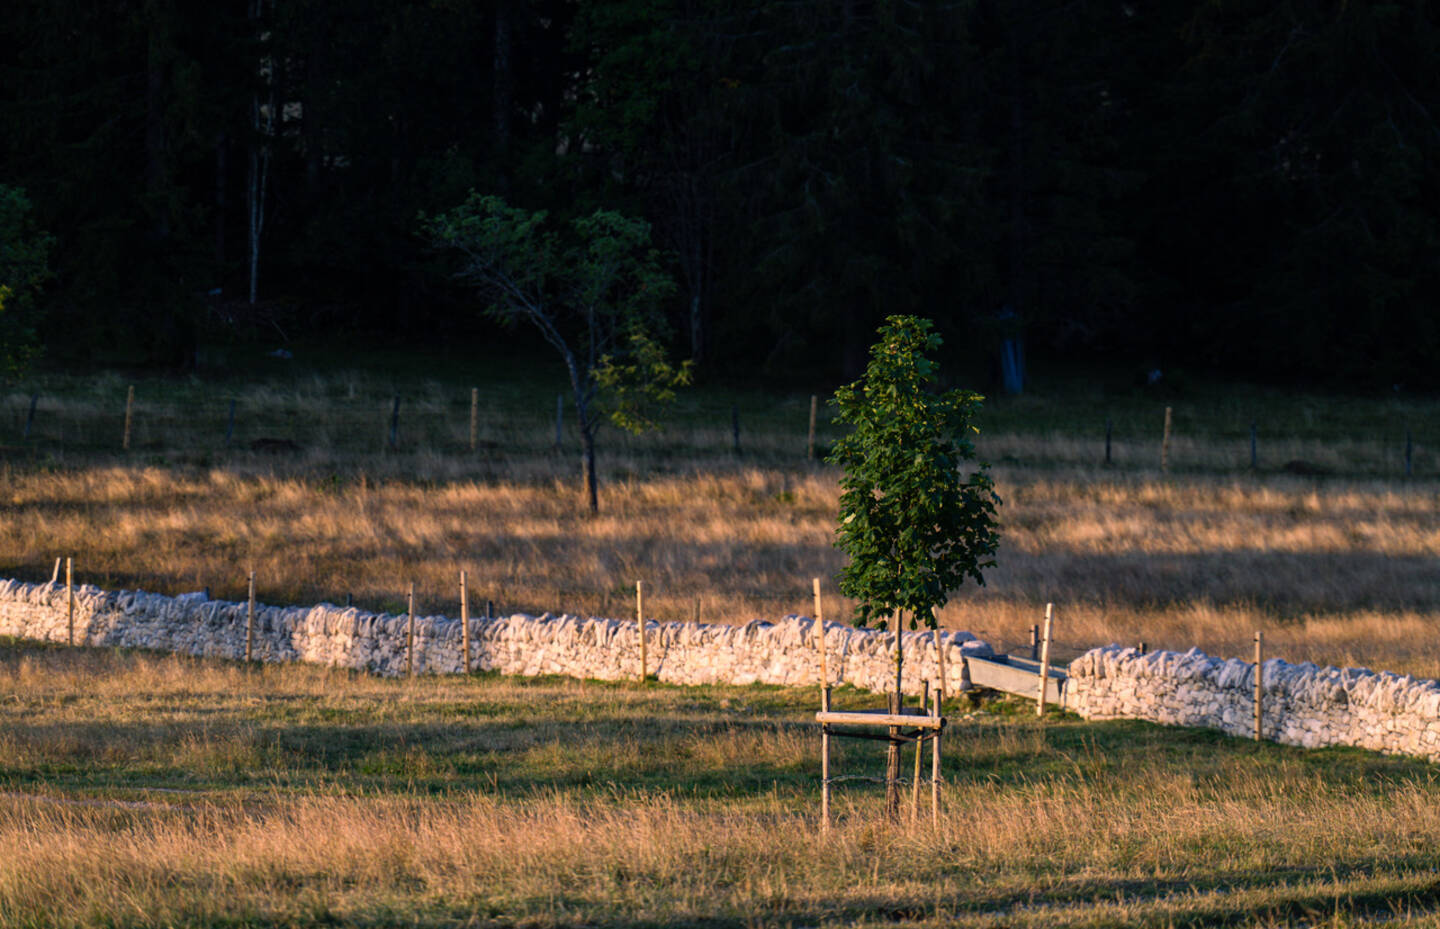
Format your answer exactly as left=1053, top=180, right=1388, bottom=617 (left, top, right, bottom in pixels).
left=423, top=193, right=691, bottom=513
left=0, top=185, right=54, bottom=381
left=829, top=314, right=1000, bottom=814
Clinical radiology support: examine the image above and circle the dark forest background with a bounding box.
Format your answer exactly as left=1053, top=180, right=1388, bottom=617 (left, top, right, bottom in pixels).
left=3, top=0, right=1438, bottom=387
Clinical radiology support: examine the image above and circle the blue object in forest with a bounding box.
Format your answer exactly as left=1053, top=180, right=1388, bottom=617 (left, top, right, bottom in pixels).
left=1000, top=338, right=1026, bottom=395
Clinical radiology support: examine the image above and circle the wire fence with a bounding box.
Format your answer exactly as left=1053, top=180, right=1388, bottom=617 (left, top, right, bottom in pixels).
left=3, top=385, right=1435, bottom=479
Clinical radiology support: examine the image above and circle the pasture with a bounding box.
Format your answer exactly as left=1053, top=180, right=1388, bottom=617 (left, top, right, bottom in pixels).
left=3, top=357, right=1440, bottom=926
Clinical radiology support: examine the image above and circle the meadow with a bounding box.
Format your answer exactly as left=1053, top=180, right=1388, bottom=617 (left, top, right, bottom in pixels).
left=3, top=356, right=1440, bottom=926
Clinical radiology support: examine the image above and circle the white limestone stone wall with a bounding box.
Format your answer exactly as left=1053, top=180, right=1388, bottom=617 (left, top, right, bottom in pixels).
left=0, top=577, right=994, bottom=695
left=1068, top=645, right=1440, bottom=762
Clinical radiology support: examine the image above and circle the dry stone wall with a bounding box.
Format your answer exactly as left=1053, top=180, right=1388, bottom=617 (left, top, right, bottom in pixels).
left=1067, top=645, right=1440, bottom=762
left=0, top=577, right=995, bottom=695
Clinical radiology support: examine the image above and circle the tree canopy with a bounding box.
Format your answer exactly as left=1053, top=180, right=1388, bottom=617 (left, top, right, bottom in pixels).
left=3, top=0, right=1440, bottom=383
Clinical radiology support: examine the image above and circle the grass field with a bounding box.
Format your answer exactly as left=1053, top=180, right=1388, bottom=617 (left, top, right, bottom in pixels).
left=6, top=640, right=1440, bottom=928
left=3, top=357, right=1440, bottom=925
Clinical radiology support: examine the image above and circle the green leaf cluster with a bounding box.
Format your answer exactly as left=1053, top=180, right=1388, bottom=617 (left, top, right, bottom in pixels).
left=828, top=316, right=1000, bottom=631
left=595, top=327, right=694, bottom=436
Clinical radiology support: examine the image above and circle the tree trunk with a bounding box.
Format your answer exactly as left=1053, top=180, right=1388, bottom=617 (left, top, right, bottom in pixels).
left=581, top=424, right=599, bottom=514
left=886, top=613, right=904, bottom=819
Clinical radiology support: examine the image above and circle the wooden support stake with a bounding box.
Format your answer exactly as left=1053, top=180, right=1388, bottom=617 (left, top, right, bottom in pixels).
left=486, top=599, right=494, bottom=619
left=246, top=570, right=255, bottom=662
left=934, top=612, right=947, bottom=707
left=807, top=394, right=818, bottom=460
left=636, top=580, right=646, bottom=682
left=1104, top=418, right=1112, bottom=466
left=469, top=388, right=479, bottom=453
left=1029, top=623, right=1039, bottom=661
left=813, top=577, right=828, bottom=688
left=1036, top=603, right=1053, bottom=717
left=1138, top=640, right=1147, bottom=655
left=460, top=570, right=471, bottom=674
left=910, top=681, right=927, bottom=824
left=1161, top=406, right=1173, bottom=474
left=887, top=690, right=902, bottom=819
left=820, top=686, right=832, bottom=830
left=122, top=386, right=135, bottom=451
left=65, top=557, right=74, bottom=646
left=930, top=687, right=942, bottom=824
left=731, top=404, right=741, bottom=456
left=1249, top=421, right=1258, bottom=470
left=407, top=583, right=416, bottom=678
left=1254, top=630, right=1264, bottom=741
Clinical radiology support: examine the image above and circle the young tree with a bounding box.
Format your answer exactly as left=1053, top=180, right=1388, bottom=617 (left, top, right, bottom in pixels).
left=423, top=193, right=690, bottom=513
left=828, top=315, right=1000, bottom=811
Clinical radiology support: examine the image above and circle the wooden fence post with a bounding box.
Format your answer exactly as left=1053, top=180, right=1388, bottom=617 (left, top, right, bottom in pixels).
left=407, top=583, right=416, bottom=678
left=469, top=388, right=479, bottom=453
left=122, top=386, right=135, bottom=451
left=807, top=394, right=818, bottom=460
left=1029, top=624, right=1039, bottom=661
left=246, top=570, right=255, bottom=662
left=65, top=557, right=74, bottom=646
left=636, top=580, right=647, bottom=682
left=225, top=398, right=237, bottom=446
left=1249, top=421, right=1258, bottom=470
left=731, top=404, right=741, bottom=457
left=389, top=395, right=401, bottom=451
left=1405, top=430, right=1414, bottom=478
left=813, top=577, right=828, bottom=688
left=460, top=570, right=471, bottom=674
left=1104, top=418, right=1112, bottom=466
left=1254, top=630, right=1264, bottom=741
left=1036, top=603, right=1053, bottom=717
left=933, top=609, right=947, bottom=706
left=1161, top=406, right=1173, bottom=474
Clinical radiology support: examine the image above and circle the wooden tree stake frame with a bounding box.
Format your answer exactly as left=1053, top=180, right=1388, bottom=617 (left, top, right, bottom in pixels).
left=817, top=686, right=945, bottom=829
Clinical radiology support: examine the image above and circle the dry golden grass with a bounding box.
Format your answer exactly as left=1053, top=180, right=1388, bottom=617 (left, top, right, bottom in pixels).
left=2, top=461, right=1439, bottom=678
left=5, top=645, right=1440, bottom=927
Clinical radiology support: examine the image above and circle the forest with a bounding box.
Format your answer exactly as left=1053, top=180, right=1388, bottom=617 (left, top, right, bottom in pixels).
left=3, top=0, right=1439, bottom=386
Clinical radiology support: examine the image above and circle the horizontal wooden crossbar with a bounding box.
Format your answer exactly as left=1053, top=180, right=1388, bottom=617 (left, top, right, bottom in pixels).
left=815, top=710, right=945, bottom=730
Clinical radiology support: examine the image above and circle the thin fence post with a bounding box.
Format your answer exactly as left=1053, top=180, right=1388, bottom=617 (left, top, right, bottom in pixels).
left=636, top=580, right=647, bottom=682
left=23, top=393, right=37, bottom=440
left=1104, top=418, right=1112, bottom=466
left=123, top=385, right=135, bottom=451
left=1254, top=630, right=1264, bottom=741
left=469, top=388, right=479, bottom=453
left=65, top=557, right=74, bottom=646
left=807, top=394, right=818, bottom=460
left=1036, top=604, right=1053, bottom=717
left=407, top=582, right=416, bottom=678
left=486, top=599, right=494, bottom=620
left=389, top=395, right=401, bottom=451
left=225, top=398, right=237, bottom=446
left=731, top=404, right=741, bottom=457
left=1405, top=430, right=1414, bottom=478
left=1249, top=421, right=1258, bottom=470
left=460, top=570, right=471, bottom=674
left=1029, top=623, right=1039, bottom=661
left=813, top=577, right=828, bottom=688
left=1161, top=406, right=1173, bottom=474
left=246, top=570, right=255, bottom=662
